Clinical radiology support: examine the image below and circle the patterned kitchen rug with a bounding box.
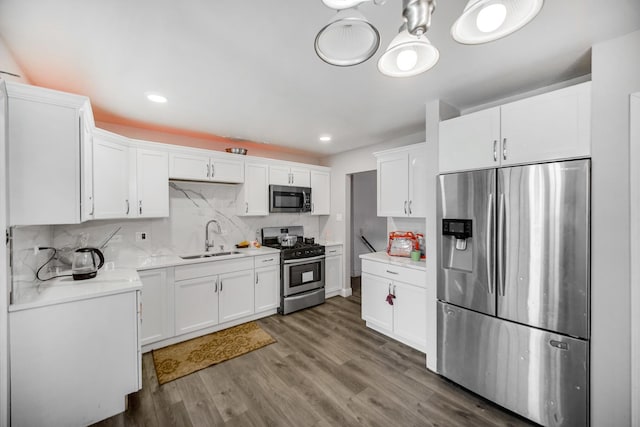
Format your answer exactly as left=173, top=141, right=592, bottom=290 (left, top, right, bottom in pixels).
left=152, top=321, right=276, bottom=385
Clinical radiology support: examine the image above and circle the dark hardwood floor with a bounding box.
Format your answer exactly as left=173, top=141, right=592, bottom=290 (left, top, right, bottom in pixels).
left=94, top=281, right=533, bottom=427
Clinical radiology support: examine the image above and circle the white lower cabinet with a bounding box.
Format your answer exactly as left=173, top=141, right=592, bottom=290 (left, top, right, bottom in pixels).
left=324, top=244, right=343, bottom=296
left=139, top=268, right=173, bottom=345
left=218, top=270, right=254, bottom=323
left=255, top=264, right=279, bottom=312
left=175, top=275, right=220, bottom=335
left=361, top=259, right=426, bottom=352
left=10, top=291, right=140, bottom=426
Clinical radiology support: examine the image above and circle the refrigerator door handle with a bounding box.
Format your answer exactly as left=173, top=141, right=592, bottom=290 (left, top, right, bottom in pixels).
left=497, top=192, right=506, bottom=296
left=486, top=192, right=495, bottom=294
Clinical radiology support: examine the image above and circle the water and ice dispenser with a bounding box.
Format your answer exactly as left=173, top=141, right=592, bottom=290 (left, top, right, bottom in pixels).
left=442, top=219, right=473, bottom=272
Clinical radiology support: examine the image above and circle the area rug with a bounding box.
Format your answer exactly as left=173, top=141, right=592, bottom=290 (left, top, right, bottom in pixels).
left=152, top=322, right=276, bottom=385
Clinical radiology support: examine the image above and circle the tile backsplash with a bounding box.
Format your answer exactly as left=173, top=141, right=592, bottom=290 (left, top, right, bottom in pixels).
left=11, top=181, right=320, bottom=282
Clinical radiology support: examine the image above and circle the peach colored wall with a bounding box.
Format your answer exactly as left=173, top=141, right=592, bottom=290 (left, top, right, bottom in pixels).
left=96, top=121, right=323, bottom=165
left=0, top=35, right=29, bottom=84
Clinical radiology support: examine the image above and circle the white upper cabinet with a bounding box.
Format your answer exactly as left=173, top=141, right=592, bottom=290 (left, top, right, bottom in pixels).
left=237, top=162, right=269, bottom=216
left=169, top=150, right=244, bottom=183
left=439, top=82, right=591, bottom=173
left=310, top=169, right=330, bottom=215
left=269, top=164, right=310, bottom=187
left=93, top=130, right=130, bottom=219
left=439, top=107, right=501, bottom=173
left=7, top=82, right=93, bottom=225
left=500, top=82, right=591, bottom=166
left=133, top=147, right=169, bottom=218
left=375, top=143, right=426, bottom=217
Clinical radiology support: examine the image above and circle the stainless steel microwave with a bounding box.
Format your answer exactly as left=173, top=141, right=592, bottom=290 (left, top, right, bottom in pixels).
left=269, top=185, right=312, bottom=213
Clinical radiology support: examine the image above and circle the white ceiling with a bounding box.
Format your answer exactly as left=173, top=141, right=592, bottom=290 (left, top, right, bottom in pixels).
left=0, top=0, right=639, bottom=156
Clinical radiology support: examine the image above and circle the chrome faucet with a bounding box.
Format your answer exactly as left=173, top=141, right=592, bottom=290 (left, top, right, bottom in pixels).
left=205, top=219, right=222, bottom=252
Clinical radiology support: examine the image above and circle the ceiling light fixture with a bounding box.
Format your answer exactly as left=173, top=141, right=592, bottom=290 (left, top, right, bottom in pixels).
left=451, top=0, right=544, bottom=44
left=378, top=1, right=439, bottom=77
left=145, top=92, right=167, bottom=103
left=319, top=135, right=332, bottom=142
left=378, top=26, right=439, bottom=77
left=314, top=8, right=381, bottom=66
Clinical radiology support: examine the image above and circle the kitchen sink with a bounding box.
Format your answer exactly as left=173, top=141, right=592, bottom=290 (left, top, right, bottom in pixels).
left=180, top=251, right=242, bottom=260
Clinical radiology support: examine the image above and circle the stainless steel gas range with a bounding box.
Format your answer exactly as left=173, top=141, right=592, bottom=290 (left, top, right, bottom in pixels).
left=261, top=226, right=325, bottom=315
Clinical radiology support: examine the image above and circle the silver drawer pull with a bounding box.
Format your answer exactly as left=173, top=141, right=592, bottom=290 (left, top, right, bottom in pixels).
left=386, top=270, right=399, bottom=275
left=262, top=258, right=274, bottom=262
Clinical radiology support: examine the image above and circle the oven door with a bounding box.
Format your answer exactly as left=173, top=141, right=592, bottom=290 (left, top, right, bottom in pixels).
left=283, top=255, right=325, bottom=297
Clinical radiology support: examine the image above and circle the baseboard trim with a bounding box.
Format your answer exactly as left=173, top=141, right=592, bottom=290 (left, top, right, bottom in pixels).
left=340, top=288, right=353, bottom=297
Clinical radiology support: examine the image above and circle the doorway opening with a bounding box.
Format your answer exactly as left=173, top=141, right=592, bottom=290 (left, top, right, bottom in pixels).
left=348, top=170, right=386, bottom=301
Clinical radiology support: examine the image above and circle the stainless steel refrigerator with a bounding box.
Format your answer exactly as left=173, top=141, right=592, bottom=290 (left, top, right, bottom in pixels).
left=437, top=159, right=590, bottom=427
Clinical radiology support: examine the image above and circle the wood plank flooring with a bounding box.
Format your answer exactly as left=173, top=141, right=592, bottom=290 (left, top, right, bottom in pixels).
left=94, top=284, right=534, bottom=427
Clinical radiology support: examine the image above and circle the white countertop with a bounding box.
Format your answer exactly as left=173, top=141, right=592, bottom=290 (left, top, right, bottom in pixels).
left=360, top=251, right=426, bottom=271
left=135, top=246, right=280, bottom=271
left=10, top=269, right=143, bottom=312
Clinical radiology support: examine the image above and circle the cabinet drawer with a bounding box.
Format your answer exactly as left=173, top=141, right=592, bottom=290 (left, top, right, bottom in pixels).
left=175, top=257, right=254, bottom=281
left=362, top=259, right=425, bottom=288
left=325, top=245, right=343, bottom=256
left=254, top=254, right=279, bottom=268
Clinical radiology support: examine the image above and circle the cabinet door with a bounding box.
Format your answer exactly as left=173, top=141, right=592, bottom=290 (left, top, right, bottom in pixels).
left=8, top=89, right=83, bottom=225
left=269, top=165, right=291, bottom=185
left=407, top=146, right=427, bottom=217
left=324, top=254, right=342, bottom=294
left=219, top=270, right=255, bottom=323
left=169, top=152, right=210, bottom=181
left=310, top=170, right=330, bottom=215
left=291, top=167, right=310, bottom=187
left=93, top=136, right=129, bottom=219
left=210, top=156, right=245, bottom=183
left=139, top=269, right=172, bottom=346
left=439, top=107, right=501, bottom=173
left=174, top=276, right=218, bottom=335
left=501, top=82, right=591, bottom=166
left=80, top=110, right=94, bottom=222
left=254, top=266, right=279, bottom=312
left=392, top=281, right=426, bottom=351
left=361, top=273, right=393, bottom=331
left=136, top=149, right=169, bottom=218
left=377, top=152, right=408, bottom=217
left=239, top=162, right=269, bottom=216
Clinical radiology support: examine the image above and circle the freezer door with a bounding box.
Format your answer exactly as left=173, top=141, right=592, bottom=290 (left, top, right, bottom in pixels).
left=438, top=302, right=588, bottom=427
left=437, top=169, right=496, bottom=315
left=497, top=160, right=590, bottom=338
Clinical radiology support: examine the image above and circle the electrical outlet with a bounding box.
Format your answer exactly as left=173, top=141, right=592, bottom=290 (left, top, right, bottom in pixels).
left=135, top=232, right=149, bottom=242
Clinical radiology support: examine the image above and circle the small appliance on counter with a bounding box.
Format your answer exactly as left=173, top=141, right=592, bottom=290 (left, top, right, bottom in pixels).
left=386, top=231, right=420, bottom=258
left=261, top=226, right=325, bottom=315
left=71, top=247, right=105, bottom=280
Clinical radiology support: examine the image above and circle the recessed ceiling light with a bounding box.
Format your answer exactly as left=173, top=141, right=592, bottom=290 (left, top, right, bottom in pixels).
left=145, top=92, right=167, bottom=103
left=319, top=135, right=332, bottom=143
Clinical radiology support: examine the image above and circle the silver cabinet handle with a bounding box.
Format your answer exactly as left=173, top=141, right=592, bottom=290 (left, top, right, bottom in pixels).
left=408, top=200, right=412, bottom=215
left=262, top=258, right=274, bottom=262
left=206, top=164, right=210, bottom=178
left=289, top=173, right=292, bottom=184
left=139, top=200, right=142, bottom=215
left=211, top=164, right=215, bottom=178
left=220, top=280, right=223, bottom=292
left=386, top=270, right=399, bottom=275
left=214, top=279, right=218, bottom=293
left=125, top=199, right=130, bottom=215
left=312, top=202, right=314, bottom=213
left=393, top=284, right=396, bottom=296
left=328, top=250, right=337, bottom=254
left=403, top=201, right=407, bottom=214
left=245, top=202, right=249, bottom=213
left=256, top=274, right=259, bottom=285
left=502, top=138, right=507, bottom=161
left=493, top=140, right=497, bottom=162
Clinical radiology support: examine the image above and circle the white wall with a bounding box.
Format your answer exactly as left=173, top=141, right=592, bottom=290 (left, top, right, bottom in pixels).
left=350, top=170, right=386, bottom=276
left=320, top=131, right=424, bottom=295
left=591, top=29, right=640, bottom=426
left=0, top=36, right=29, bottom=84
left=631, top=92, right=640, bottom=427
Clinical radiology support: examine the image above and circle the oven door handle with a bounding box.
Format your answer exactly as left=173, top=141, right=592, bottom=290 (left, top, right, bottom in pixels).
left=283, top=255, right=326, bottom=265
